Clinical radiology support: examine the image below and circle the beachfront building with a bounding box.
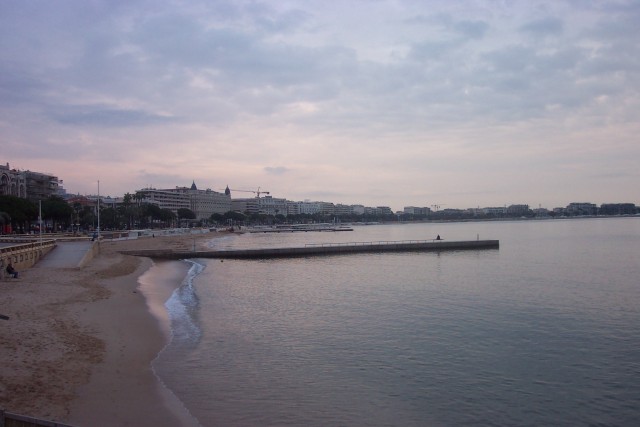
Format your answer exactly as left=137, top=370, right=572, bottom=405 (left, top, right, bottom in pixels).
left=374, top=206, right=394, bottom=216
left=318, top=202, right=336, bottom=215
left=285, top=201, right=302, bottom=216
left=285, top=201, right=373, bottom=218
left=138, top=188, right=191, bottom=214
left=26, top=171, right=61, bottom=202
left=0, top=162, right=62, bottom=202
left=351, top=205, right=365, bottom=215
left=553, top=207, right=567, bottom=216
left=532, top=207, right=550, bottom=217
left=334, top=204, right=354, bottom=216
left=188, top=182, right=232, bottom=219
left=403, top=206, right=431, bottom=216
left=231, top=197, right=259, bottom=215
left=257, top=196, right=288, bottom=216
left=232, top=195, right=287, bottom=216
left=506, top=204, right=531, bottom=216
left=566, top=202, right=597, bottom=216
left=482, top=207, right=508, bottom=216
left=286, top=200, right=324, bottom=216
left=599, top=203, right=637, bottom=215
left=137, top=182, right=231, bottom=220
left=0, top=163, right=26, bottom=198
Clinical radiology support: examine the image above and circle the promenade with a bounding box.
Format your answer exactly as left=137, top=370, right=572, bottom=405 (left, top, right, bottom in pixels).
left=34, top=241, right=94, bottom=269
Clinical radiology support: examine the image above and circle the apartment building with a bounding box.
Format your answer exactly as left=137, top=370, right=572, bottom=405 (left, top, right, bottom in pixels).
left=0, top=162, right=60, bottom=201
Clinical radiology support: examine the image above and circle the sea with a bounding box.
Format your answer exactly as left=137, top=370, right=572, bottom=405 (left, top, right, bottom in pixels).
left=150, top=217, right=640, bottom=426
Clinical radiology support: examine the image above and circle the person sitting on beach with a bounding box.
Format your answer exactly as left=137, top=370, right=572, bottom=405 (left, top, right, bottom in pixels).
left=6, top=262, right=18, bottom=279
left=436, top=234, right=442, bottom=240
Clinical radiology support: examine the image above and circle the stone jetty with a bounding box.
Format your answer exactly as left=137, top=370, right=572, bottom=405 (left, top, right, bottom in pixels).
left=121, top=239, right=499, bottom=260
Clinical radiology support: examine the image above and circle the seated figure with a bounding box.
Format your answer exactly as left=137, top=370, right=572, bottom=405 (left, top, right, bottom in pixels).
left=6, top=262, right=18, bottom=278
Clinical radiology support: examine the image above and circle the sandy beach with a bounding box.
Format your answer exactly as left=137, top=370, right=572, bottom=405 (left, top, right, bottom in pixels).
left=0, top=232, right=221, bottom=426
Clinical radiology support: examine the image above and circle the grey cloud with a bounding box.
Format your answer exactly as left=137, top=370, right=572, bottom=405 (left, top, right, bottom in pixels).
left=254, top=8, right=310, bottom=34
left=481, top=45, right=537, bottom=73
left=135, top=170, right=187, bottom=188
left=53, top=105, right=176, bottom=127
left=587, top=2, right=640, bottom=41
left=408, top=39, right=461, bottom=61
left=519, top=17, right=564, bottom=36
left=264, top=166, right=290, bottom=175
left=453, top=20, right=489, bottom=40
left=129, top=11, right=356, bottom=98
left=589, top=171, right=633, bottom=180
left=405, top=13, right=488, bottom=41
left=0, top=68, right=47, bottom=105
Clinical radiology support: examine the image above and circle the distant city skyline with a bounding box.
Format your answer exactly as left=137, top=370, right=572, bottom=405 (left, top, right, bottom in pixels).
left=2, top=1, right=638, bottom=211
left=2, top=161, right=637, bottom=214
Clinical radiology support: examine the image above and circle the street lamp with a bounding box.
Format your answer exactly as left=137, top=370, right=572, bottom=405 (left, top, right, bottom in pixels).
left=97, top=180, right=101, bottom=240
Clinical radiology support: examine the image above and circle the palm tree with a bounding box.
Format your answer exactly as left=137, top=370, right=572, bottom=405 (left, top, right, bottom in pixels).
left=122, top=193, right=133, bottom=229
left=133, top=191, right=146, bottom=226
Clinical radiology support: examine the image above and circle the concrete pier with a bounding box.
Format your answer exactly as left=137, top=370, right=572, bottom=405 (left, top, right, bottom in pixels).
left=121, top=239, right=499, bottom=260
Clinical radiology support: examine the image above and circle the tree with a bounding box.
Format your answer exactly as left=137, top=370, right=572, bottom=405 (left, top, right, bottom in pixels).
left=133, top=191, right=145, bottom=206
left=222, top=211, right=246, bottom=226
left=137, top=203, right=176, bottom=228
left=159, top=209, right=176, bottom=228
left=0, top=195, right=38, bottom=233
left=78, top=205, right=96, bottom=230
left=122, top=192, right=134, bottom=228
left=210, top=213, right=224, bottom=223
left=177, top=208, right=196, bottom=220
left=99, top=207, right=120, bottom=230
left=0, top=211, right=11, bottom=234
left=42, top=195, right=73, bottom=231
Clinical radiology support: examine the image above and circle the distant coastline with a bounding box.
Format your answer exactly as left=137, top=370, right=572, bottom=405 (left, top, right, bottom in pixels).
left=381, top=213, right=640, bottom=225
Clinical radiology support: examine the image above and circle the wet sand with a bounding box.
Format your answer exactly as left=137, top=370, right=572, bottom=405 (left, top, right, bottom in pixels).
left=0, top=232, right=222, bottom=426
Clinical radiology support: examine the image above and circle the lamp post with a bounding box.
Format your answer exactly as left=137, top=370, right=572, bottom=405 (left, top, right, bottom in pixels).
left=97, top=180, right=101, bottom=241
left=39, top=200, right=42, bottom=247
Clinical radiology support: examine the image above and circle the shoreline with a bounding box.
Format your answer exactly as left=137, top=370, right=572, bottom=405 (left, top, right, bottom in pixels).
left=143, top=258, right=203, bottom=427
left=0, top=232, right=220, bottom=426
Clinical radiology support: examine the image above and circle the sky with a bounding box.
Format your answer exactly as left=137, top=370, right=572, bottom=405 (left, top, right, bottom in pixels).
left=1, top=0, right=639, bottom=211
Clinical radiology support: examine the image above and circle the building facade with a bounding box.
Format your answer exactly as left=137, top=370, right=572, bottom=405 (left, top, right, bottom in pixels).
left=403, top=206, right=431, bottom=216
left=506, top=204, right=531, bottom=216
left=138, top=182, right=231, bottom=220
left=1, top=162, right=60, bottom=201
left=189, top=185, right=232, bottom=219
left=599, top=203, right=637, bottom=215
left=0, top=163, right=26, bottom=198
left=232, top=196, right=287, bottom=216
left=566, top=202, right=597, bottom=216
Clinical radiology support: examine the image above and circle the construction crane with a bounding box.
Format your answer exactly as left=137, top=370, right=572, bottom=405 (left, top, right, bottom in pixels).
left=431, top=204, right=445, bottom=212
left=223, top=186, right=270, bottom=198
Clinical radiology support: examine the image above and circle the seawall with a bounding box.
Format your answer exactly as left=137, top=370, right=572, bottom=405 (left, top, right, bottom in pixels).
left=121, top=239, right=499, bottom=260
left=0, top=240, right=56, bottom=278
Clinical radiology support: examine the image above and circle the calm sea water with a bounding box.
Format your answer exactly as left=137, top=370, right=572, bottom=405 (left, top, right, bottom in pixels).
left=153, top=218, right=640, bottom=426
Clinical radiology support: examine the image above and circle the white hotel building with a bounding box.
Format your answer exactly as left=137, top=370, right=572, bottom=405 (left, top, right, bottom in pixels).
left=138, top=182, right=231, bottom=220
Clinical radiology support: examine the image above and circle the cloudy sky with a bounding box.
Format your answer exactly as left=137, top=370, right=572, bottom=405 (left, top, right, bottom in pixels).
left=1, top=0, right=638, bottom=210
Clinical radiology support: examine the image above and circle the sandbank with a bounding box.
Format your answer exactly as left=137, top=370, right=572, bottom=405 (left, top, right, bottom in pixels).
left=0, top=232, right=222, bottom=426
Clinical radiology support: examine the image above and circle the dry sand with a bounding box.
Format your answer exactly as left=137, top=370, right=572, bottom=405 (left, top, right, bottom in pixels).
left=0, top=232, right=221, bottom=426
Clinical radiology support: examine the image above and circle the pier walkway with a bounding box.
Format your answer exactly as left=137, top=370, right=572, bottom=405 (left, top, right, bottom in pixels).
left=121, top=239, right=499, bottom=260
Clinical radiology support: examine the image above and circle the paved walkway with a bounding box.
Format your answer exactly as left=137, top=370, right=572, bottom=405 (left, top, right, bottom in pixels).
left=34, top=241, right=93, bottom=269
